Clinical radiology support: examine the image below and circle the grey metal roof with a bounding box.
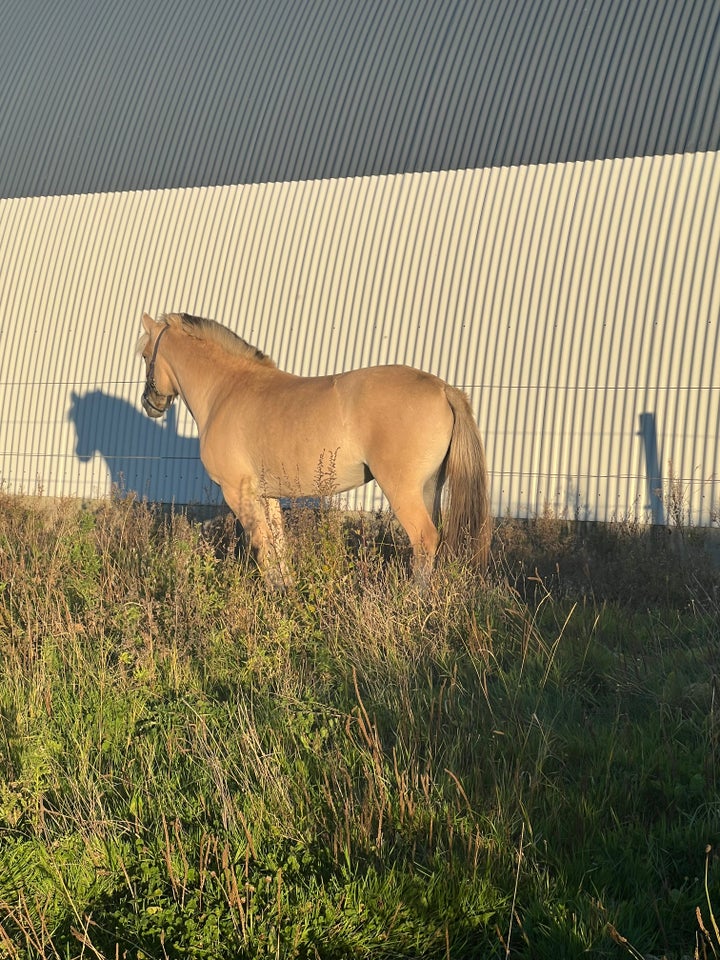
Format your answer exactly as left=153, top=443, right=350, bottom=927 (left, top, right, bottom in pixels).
left=2, top=0, right=719, bottom=199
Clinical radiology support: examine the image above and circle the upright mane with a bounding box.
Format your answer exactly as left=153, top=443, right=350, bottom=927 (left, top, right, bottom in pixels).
left=162, top=313, right=275, bottom=366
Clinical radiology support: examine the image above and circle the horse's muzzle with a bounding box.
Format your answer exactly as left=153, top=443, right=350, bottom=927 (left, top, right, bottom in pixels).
left=142, top=381, right=175, bottom=418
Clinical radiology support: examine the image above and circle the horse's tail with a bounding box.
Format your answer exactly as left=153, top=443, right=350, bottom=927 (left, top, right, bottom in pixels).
left=439, top=385, right=492, bottom=572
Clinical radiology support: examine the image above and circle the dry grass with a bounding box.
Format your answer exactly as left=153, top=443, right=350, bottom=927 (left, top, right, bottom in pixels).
left=0, top=491, right=718, bottom=959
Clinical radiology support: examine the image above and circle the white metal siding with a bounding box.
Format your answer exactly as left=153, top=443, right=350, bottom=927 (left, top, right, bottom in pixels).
left=2, top=152, right=719, bottom=521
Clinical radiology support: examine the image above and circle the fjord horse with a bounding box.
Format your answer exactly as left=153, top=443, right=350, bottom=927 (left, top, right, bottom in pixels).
left=138, top=312, right=490, bottom=587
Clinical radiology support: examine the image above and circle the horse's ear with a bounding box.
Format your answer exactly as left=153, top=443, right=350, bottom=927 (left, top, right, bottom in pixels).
left=142, top=312, right=155, bottom=333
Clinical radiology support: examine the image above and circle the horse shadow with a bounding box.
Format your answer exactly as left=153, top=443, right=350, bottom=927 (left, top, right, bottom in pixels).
left=68, top=390, right=217, bottom=504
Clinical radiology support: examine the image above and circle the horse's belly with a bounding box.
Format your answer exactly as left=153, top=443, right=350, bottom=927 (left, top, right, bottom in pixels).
left=261, top=455, right=368, bottom=498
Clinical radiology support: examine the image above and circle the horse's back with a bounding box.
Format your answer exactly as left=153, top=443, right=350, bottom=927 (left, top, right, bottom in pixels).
left=334, top=363, right=448, bottom=411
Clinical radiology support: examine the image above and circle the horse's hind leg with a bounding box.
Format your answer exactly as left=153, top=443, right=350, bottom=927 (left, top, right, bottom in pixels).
left=423, top=466, right=444, bottom=530
left=222, top=481, right=291, bottom=589
left=385, top=487, right=440, bottom=583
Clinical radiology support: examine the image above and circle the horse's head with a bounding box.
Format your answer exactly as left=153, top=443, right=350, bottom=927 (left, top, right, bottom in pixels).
left=69, top=390, right=97, bottom=461
left=138, top=313, right=177, bottom=418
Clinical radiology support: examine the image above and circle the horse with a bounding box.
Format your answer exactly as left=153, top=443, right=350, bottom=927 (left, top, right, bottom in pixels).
left=138, top=312, right=491, bottom=587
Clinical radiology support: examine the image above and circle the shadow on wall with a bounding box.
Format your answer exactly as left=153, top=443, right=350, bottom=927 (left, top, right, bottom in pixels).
left=68, top=390, right=215, bottom=504
left=638, top=412, right=665, bottom=525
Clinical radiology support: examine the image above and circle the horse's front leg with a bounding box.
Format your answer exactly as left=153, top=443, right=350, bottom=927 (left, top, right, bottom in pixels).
left=222, top=481, right=291, bottom=590
left=261, top=497, right=292, bottom=588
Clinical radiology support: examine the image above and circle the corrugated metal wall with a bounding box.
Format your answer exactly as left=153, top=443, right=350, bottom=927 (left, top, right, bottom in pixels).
left=1, top=0, right=719, bottom=524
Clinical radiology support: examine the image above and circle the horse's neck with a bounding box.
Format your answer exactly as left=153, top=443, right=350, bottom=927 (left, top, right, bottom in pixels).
left=166, top=335, right=257, bottom=428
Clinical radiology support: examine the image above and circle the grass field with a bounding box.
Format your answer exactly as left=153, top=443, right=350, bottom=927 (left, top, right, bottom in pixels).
left=0, top=493, right=718, bottom=959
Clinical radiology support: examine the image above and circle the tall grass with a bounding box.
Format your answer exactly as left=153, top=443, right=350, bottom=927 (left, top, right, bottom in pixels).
left=0, top=492, right=718, bottom=958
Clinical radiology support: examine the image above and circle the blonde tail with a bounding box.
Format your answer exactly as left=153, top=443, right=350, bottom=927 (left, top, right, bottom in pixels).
left=440, top=386, right=492, bottom=571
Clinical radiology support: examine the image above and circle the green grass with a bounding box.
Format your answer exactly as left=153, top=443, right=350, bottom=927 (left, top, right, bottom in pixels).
left=0, top=494, right=718, bottom=959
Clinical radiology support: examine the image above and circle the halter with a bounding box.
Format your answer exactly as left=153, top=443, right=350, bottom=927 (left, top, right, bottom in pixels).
left=142, top=323, right=176, bottom=415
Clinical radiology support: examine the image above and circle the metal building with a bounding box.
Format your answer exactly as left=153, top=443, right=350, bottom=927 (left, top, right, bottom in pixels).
left=1, top=0, right=719, bottom=524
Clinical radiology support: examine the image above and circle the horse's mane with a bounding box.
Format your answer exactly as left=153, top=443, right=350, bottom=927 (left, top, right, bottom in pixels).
left=162, top=313, right=275, bottom=367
